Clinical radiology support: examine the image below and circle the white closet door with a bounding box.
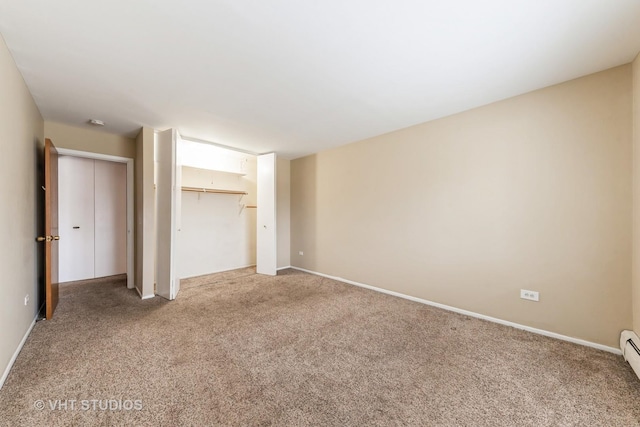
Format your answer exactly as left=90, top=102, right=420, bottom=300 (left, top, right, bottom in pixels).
left=156, top=129, right=181, bottom=300
left=94, top=159, right=127, bottom=277
left=58, top=156, right=95, bottom=282
left=257, top=153, right=277, bottom=276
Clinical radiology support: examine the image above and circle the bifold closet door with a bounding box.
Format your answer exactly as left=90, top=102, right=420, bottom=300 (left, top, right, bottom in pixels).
left=94, top=160, right=127, bottom=277
left=257, top=153, right=277, bottom=276
left=58, top=156, right=127, bottom=282
left=58, top=156, right=95, bottom=282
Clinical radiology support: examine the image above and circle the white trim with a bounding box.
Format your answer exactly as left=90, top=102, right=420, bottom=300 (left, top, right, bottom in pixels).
left=179, top=264, right=257, bottom=281
left=56, top=148, right=135, bottom=289
left=277, top=266, right=292, bottom=271
left=135, top=286, right=155, bottom=300
left=126, top=161, right=134, bottom=289
left=291, top=266, right=622, bottom=355
left=57, top=148, right=131, bottom=164
left=179, top=134, right=260, bottom=157
left=0, top=318, right=36, bottom=390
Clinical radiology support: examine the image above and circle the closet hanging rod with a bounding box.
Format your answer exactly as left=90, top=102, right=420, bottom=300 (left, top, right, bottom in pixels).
left=181, top=186, right=247, bottom=195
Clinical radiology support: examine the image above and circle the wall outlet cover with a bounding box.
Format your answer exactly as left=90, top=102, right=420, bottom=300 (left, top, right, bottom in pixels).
left=520, top=289, right=539, bottom=302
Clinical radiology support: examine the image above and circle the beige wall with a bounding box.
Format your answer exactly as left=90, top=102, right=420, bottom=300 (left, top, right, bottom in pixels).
left=0, top=34, right=44, bottom=385
left=291, top=65, right=633, bottom=348
left=633, top=54, right=640, bottom=334
left=45, top=121, right=135, bottom=159
left=277, top=158, right=291, bottom=268
left=135, top=127, right=155, bottom=297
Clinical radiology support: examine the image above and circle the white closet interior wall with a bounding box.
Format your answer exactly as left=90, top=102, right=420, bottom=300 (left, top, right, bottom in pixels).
left=177, top=141, right=257, bottom=279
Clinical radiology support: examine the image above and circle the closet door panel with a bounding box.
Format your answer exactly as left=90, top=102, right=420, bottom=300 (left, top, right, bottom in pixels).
left=94, top=159, right=127, bottom=277
left=257, top=153, right=277, bottom=275
left=58, top=156, right=95, bottom=282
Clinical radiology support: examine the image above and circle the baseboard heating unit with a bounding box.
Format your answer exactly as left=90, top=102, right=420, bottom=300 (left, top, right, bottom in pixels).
left=620, top=330, right=640, bottom=380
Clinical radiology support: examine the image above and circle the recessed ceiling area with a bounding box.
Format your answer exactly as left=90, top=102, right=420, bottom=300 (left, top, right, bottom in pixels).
left=1, top=0, right=639, bottom=158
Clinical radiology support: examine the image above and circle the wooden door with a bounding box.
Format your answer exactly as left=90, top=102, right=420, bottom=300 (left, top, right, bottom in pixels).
left=41, top=138, right=60, bottom=319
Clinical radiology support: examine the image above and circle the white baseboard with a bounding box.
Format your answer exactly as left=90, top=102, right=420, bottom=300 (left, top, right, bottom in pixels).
left=277, top=266, right=292, bottom=271
left=291, top=266, right=621, bottom=355
left=180, top=265, right=257, bottom=281
left=135, top=286, right=155, bottom=300
left=0, top=317, right=36, bottom=390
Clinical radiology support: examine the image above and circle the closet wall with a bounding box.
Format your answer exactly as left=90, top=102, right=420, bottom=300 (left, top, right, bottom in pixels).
left=177, top=142, right=257, bottom=278
left=58, top=156, right=127, bottom=282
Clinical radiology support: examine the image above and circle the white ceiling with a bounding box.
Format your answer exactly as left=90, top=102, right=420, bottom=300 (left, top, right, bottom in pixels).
left=1, top=1, right=639, bottom=159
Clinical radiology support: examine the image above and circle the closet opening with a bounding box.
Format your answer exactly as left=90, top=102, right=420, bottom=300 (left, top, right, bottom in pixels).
left=154, top=129, right=277, bottom=300
left=56, top=148, right=134, bottom=288
left=177, top=139, right=258, bottom=279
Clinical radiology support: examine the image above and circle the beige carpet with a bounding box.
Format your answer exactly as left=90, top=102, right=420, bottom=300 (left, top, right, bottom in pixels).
left=0, top=268, right=638, bottom=426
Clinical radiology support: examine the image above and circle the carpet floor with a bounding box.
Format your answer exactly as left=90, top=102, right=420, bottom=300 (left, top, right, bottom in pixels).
left=0, top=268, right=639, bottom=426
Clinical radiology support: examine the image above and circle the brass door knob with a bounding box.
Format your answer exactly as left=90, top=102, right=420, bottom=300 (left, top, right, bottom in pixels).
left=35, top=235, right=59, bottom=242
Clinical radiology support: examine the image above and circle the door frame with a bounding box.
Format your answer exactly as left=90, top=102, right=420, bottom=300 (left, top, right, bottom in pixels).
left=56, top=148, right=134, bottom=289
left=155, top=129, right=181, bottom=300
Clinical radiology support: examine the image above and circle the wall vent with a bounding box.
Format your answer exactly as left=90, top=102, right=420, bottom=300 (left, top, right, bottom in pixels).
left=620, top=330, right=640, bottom=381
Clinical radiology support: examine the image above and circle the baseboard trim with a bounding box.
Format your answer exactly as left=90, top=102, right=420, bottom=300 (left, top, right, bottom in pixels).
left=135, top=286, right=155, bottom=300
left=277, top=266, right=292, bottom=271
left=0, top=317, right=37, bottom=390
left=180, top=265, right=257, bottom=281
left=291, top=266, right=621, bottom=355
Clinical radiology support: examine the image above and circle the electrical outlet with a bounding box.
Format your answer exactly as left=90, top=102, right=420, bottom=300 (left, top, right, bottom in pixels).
left=298, top=251, right=304, bottom=256
left=520, top=289, right=539, bottom=302
left=24, top=294, right=29, bottom=306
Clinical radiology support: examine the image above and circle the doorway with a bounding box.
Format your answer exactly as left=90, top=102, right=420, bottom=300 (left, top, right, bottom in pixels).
left=56, top=148, right=134, bottom=288
left=154, top=130, right=277, bottom=300
left=177, top=139, right=258, bottom=279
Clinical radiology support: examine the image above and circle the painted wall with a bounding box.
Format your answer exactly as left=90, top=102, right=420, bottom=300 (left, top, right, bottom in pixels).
left=44, top=121, right=135, bottom=159
left=291, top=65, right=633, bottom=348
left=0, top=34, right=44, bottom=386
left=633, top=54, right=640, bottom=335
left=277, top=158, right=291, bottom=269
left=135, top=127, right=155, bottom=298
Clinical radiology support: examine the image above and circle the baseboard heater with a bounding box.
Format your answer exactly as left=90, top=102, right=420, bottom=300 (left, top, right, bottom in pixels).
left=620, top=330, right=640, bottom=380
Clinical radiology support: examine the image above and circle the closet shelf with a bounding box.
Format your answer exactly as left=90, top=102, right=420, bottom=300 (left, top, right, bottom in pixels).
left=181, top=165, right=247, bottom=176
left=181, top=186, right=247, bottom=195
